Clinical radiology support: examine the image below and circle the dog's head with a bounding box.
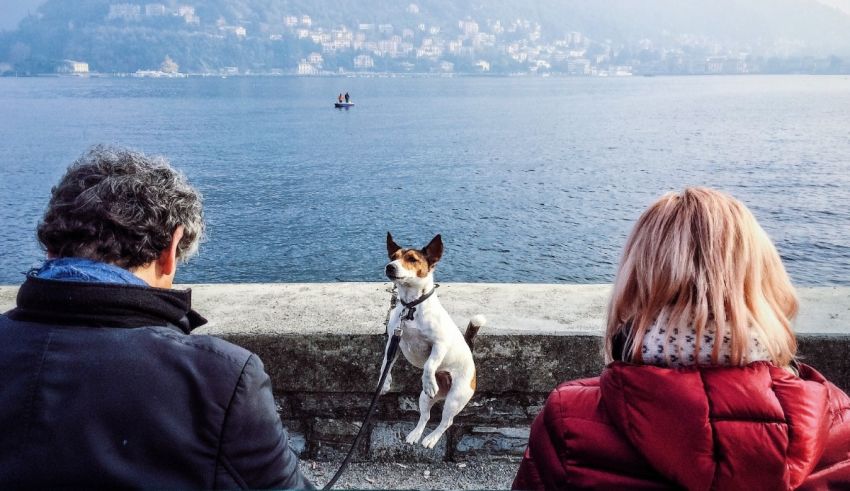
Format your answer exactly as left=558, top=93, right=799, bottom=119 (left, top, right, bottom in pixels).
left=385, top=232, right=443, bottom=287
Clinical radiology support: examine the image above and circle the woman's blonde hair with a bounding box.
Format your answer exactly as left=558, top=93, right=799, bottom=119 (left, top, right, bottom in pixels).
left=605, top=187, right=798, bottom=366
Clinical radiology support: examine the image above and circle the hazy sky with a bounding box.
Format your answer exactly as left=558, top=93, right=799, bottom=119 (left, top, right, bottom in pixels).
left=0, top=0, right=44, bottom=30
left=1, top=0, right=849, bottom=31
left=819, top=0, right=850, bottom=13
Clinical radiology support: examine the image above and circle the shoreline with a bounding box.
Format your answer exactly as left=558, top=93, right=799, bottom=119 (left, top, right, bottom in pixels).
left=2, top=283, right=848, bottom=335
left=4, top=73, right=850, bottom=79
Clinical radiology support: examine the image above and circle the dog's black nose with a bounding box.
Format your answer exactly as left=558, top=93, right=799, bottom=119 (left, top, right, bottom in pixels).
left=385, top=264, right=397, bottom=278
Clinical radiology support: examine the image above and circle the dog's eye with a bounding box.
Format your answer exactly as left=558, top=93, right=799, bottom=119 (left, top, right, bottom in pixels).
left=405, top=256, right=417, bottom=263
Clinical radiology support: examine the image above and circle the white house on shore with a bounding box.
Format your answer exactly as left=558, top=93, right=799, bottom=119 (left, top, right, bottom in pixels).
left=353, top=54, right=375, bottom=69
left=307, top=52, right=324, bottom=66
left=475, top=60, right=491, bottom=72
left=297, top=60, right=319, bottom=75
left=56, top=60, right=89, bottom=74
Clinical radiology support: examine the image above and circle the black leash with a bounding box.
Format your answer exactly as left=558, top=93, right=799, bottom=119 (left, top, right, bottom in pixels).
left=322, top=285, right=438, bottom=489
left=321, top=328, right=401, bottom=489
left=322, top=285, right=439, bottom=488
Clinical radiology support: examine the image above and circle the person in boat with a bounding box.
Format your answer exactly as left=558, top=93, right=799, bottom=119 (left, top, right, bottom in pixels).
left=512, top=187, right=850, bottom=490
left=338, top=93, right=343, bottom=103
left=344, top=92, right=350, bottom=103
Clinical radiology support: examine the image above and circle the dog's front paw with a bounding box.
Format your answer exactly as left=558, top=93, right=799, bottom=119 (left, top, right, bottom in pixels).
left=421, top=432, right=442, bottom=449
left=422, top=376, right=438, bottom=398
left=405, top=427, right=424, bottom=445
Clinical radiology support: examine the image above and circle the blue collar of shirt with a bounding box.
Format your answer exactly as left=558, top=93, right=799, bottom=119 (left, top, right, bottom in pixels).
left=34, top=257, right=149, bottom=286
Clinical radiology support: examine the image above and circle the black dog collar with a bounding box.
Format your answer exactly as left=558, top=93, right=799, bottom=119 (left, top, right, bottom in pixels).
left=399, top=284, right=440, bottom=321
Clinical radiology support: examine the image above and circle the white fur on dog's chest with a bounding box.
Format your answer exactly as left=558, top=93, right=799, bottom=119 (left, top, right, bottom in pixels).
left=390, top=308, right=433, bottom=368
left=399, top=325, right=432, bottom=368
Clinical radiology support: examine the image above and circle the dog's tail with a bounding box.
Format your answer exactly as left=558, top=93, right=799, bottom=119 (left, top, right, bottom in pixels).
left=464, top=315, right=487, bottom=350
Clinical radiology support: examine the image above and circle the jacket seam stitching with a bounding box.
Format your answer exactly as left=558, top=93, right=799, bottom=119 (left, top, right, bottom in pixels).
left=770, top=375, right=794, bottom=484
left=709, top=416, right=787, bottom=424
left=213, top=354, right=254, bottom=489
left=698, top=370, right=720, bottom=491
left=544, top=388, right=569, bottom=488
left=145, top=327, right=246, bottom=365
left=24, top=331, right=53, bottom=441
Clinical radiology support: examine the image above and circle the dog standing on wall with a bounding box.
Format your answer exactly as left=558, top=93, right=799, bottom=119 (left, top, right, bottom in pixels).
left=380, top=233, right=486, bottom=448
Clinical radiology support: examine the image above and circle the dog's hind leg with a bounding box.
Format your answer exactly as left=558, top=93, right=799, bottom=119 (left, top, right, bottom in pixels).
left=405, top=390, right=439, bottom=444
left=420, top=384, right=473, bottom=449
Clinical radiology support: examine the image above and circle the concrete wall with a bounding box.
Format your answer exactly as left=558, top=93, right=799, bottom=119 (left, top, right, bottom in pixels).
left=2, top=283, right=849, bottom=462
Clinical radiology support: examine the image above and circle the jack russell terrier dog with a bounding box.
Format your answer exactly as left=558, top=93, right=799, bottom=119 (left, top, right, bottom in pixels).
left=380, top=232, right=486, bottom=448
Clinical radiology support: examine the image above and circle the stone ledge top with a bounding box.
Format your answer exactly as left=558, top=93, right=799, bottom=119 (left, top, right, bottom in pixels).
left=2, top=283, right=848, bottom=336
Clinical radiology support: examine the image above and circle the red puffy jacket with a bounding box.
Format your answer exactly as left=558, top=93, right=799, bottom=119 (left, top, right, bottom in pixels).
left=513, top=362, right=850, bottom=490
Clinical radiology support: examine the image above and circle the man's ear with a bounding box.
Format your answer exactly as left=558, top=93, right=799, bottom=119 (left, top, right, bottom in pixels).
left=387, top=232, right=401, bottom=258
left=157, top=225, right=185, bottom=277
left=423, top=234, right=443, bottom=266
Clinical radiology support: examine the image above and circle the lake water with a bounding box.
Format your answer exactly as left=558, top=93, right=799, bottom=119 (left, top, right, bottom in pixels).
left=0, top=75, right=848, bottom=285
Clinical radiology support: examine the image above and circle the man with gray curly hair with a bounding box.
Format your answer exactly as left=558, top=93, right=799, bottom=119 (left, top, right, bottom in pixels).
left=0, top=146, right=312, bottom=489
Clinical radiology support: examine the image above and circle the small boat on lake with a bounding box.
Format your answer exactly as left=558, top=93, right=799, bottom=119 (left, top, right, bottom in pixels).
left=334, top=102, right=354, bottom=108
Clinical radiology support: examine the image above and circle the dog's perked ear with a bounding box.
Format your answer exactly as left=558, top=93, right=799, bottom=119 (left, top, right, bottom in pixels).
left=387, top=232, right=402, bottom=258
left=423, top=234, right=443, bottom=266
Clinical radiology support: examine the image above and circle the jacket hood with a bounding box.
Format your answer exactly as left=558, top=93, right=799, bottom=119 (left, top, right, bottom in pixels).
left=600, top=361, right=831, bottom=490
left=7, top=275, right=207, bottom=333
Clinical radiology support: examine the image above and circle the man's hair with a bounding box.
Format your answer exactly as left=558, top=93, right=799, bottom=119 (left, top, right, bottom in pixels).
left=37, top=145, right=205, bottom=269
left=605, top=187, right=798, bottom=367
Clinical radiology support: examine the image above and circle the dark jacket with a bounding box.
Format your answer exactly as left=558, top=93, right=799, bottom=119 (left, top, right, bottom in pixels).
left=513, top=362, right=850, bottom=490
left=0, top=276, right=312, bottom=489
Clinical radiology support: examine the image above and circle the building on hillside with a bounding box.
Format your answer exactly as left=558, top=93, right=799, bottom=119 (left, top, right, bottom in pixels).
left=709, top=56, right=747, bottom=74
left=56, top=60, right=90, bottom=74
left=459, top=20, right=479, bottom=36
left=475, top=60, right=491, bottom=72
left=107, top=4, right=141, bottom=21
left=611, top=65, right=633, bottom=76
left=177, top=5, right=199, bottom=24
left=705, top=56, right=725, bottom=74
left=284, top=16, right=299, bottom=27
left=145, top=4, right=167, bottom=16
left=354, top=55, right=375, bottom=69
left=567, top=58, right=591, bottom=75
left=219, top=25, right=247, bottom=38
left=300, top=15, right=312, bottom=27
left=307, top=52, right=324, bottom=66
left=297, top=60, right=319, bottom=75
left=407, top=3, right=420, bottom=14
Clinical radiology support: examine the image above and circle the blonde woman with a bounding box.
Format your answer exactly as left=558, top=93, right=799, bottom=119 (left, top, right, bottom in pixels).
left=513, top=187, right=850, bottom=490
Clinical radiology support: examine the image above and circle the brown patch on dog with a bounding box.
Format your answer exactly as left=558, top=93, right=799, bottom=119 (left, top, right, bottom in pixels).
left=394, top=249, right=431, bottom=278
left=436, top=371, right=452, bottom=398
left=470, top=369, right=477, bottom=391
left=387, top=233, right=443, bottom=278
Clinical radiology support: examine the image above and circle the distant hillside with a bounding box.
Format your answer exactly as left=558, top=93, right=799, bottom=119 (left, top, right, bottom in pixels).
left=2, top=0, right=850, bottom=74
